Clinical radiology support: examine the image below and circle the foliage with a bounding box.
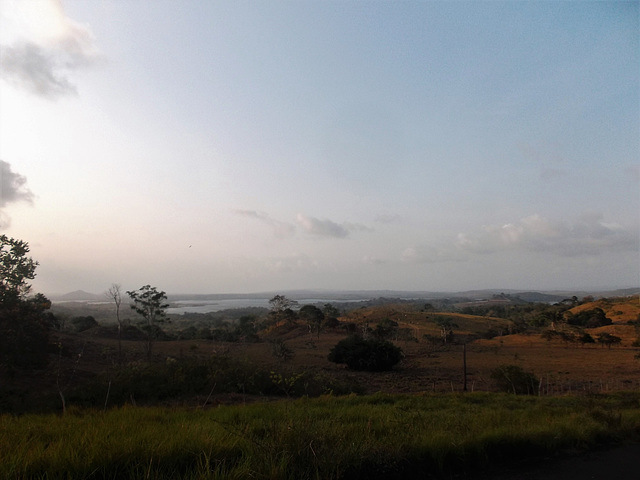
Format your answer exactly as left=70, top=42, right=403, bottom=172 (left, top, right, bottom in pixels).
left=490, top=364, right=539, bottom=395
left=299, top=304, right=324, bottom=338
left=69, top=315, right=99, bottom=332
left=435, top=317, right=458, bottom=344
left=127, top=285, right=169, bottom=356
left=63, top=356, right=361, bottom=409
left=596, top=332, right=622, bottom=349
left=566, top=308, right=612, bottom=328
left=0, top=235, right=38, bottom=304
left=268, top=294, right=297, bottom=313
left=374, top=318, right=398, bottom=340
left=322, top=303, right=340, bottom=319
left=3, top=393, right=640, bottom=480
left=271, top=339, right=294, bottom=362
left=328, top=335, right=403, bottom=371
left=0, top=298, right=51, bottom=369
left=0, top=236, right=51, bottom=369
left=579, top=332, right=596, bottom=345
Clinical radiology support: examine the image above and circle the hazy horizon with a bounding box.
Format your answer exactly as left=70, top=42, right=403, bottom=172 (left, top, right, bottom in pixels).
left=1, top=1, right=638, bottom=295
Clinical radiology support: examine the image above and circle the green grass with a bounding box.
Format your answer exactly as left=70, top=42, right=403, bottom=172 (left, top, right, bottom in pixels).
left=2, top=392, right=640, bottom=479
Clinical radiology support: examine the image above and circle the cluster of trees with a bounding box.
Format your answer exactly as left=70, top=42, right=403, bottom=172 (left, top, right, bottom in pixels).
left=458, top=301, right=614, bottom=334
left=541, top=329, right=622, bottom=349
left=328, top=335, right=403, bottom=371
left=0, top=235, right=54, bottom=370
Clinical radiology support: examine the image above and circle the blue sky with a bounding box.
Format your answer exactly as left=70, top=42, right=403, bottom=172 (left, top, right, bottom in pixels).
left=0, top=0, right=638, bottom=295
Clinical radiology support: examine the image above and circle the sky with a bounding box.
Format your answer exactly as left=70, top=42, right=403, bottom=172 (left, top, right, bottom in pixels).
left=0, top=0, right=638, bottom=296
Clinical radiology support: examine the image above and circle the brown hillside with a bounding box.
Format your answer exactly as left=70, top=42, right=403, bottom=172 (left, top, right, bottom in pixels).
left=568, top=295, right=640, bottom=323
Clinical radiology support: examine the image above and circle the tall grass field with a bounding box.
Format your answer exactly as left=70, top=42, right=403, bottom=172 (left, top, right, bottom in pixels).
left=2, top=392, right=640, bottom=479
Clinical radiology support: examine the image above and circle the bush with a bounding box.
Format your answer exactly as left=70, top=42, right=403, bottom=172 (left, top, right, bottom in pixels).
left=490, top=365, right=539, bottom=395
left=328, top=335, right=403, bottom=371
left=566, top=308, right=612, bottom=328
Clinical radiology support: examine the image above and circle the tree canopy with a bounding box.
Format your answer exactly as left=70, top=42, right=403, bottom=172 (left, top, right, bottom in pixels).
left=0, top=235, right=38, bottom=304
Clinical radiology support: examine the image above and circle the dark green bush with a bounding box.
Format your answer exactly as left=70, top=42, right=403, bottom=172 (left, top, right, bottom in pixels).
left=565, top=308, right=612, bottom=328
left=328, top=335, right=403, bottom=371
left=69, top=315, right=98, bottom=332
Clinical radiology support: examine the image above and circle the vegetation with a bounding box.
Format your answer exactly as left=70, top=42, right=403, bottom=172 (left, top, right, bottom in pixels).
left=2, top=392, right=639, bottom=480
left=328, top=335, right=403, bottom=371
left=3, top=237, right=640, bottom=477
left=0, top=235, right=52, bottom=369
left=490, top=364, right=539, bottom=395
left=127, top=285, right=169, bottom=357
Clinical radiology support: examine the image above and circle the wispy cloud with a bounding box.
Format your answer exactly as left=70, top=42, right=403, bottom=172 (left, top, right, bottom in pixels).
left=362, top=255, right=387, bottom=265
left=0, top=160, right=34, bottom=228
left=404, top=213, right=638, bottom=263
left=455, top=214, right=638, bottom=257
left=233, top=209, right=295, bottom=238
left=296, top=214, right=349, bottom=238
left=0, top=0, right=101, bottom=99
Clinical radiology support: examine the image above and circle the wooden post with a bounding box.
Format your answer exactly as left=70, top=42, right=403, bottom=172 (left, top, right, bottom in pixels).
left=462, top=343, right=468, bottom=392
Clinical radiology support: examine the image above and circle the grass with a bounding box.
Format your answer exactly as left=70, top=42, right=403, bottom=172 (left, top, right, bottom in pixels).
left=2, top=392, right=640, bottom=479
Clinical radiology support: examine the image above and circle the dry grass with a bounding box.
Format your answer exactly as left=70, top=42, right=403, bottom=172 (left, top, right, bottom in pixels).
left=568, top=295, right=640, bottom=323
left=14, top=297, right=640, bottom=413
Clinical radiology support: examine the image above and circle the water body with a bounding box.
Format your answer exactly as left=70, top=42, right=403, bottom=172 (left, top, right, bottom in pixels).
left=167, top=298, right=367, bottom=315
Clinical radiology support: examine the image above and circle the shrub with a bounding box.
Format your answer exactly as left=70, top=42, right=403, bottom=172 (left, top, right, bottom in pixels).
left=70, top=315, right=98, bottom=332
left=328, top=335, right=403, bottom=371
left=566, top=308, right=612, bottom=328
left=490, top=365, right=539, bottom=395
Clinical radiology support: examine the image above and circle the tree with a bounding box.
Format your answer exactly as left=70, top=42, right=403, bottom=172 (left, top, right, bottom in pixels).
left=328, top=335, right=403, bottom=371
left=323, top=303, right=340, bottom=319
left=268, top=294, right=298, bottom=325
left=435, top=318, right=458, bottom=344
left=105, top=283, right=124, bottom=364
left=566, top=308, right=612, bottom=328
left=596, top=332, right=622, bottom=349
left=299, top=304, right=324, bottom=339
left=374, top=318, right=399, bottom=340
left=126, top=285, right=169, bottom=357
left=271, top=339, right=294, bottom=362
left=0, top=236, right=51, bottom=369
left=269, top=294, right=297, bottom=313
left=0, top=235, right=38, bottom=305
left=578, top=332, right=595, bottom=346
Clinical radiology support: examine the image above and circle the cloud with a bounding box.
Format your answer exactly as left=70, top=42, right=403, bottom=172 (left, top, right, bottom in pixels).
left=455, top=214, right=638, bottom=257
left=0, top=0, right=101, bottom=99
left=0, top=160, right=34, bottom=207
left=0, top=160, right=34, bottom=228
left=296, top=214, right=349, bottom=238
left=234, top=209, right=295, bottom=238
left=362, top=255, right=387, bottom=265
left=404, top=213, right=638, bottom=263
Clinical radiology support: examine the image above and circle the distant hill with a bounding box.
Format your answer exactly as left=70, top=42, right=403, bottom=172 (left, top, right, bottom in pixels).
left=54, top=287, right=639, bottom=304
left=514, top=292, right=566, bottom=303
left=54, top=290, right=104, bottom=302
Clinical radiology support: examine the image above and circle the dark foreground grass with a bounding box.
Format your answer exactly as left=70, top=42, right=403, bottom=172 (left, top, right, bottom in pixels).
left=2, top=392, right=640, bottom=480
